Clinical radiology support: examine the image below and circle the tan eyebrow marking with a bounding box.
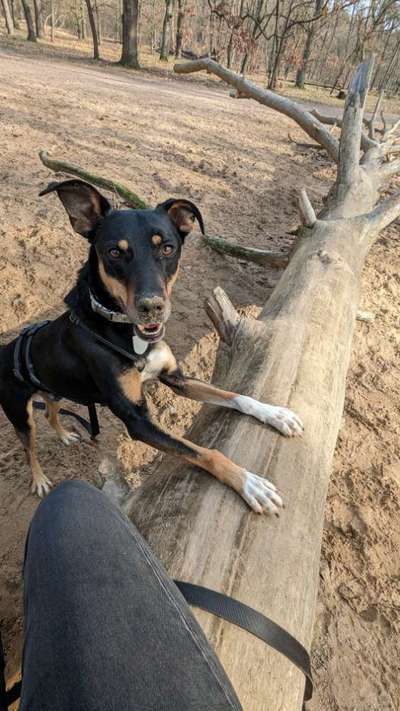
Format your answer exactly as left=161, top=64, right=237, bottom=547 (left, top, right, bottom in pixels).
left=118, top=239, right=129, bottom=250
left=152, top=234, right=162, bottom=246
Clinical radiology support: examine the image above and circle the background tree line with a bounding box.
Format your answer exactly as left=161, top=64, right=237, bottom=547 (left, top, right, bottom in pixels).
left=1, top=0, right=400, bottom=93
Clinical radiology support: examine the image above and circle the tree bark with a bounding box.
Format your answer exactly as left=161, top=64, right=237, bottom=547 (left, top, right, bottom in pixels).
left=160, top=0, right=173, bottom=61
left=21, top=0, right=36, bottom=41
left=1, top=0, right=15, bottom=33
left=120, top=0, right=140, bottom=69
left=84, top=0, right=100, bottom=60
left=295, top=0, right=324, bottom=89
left=33, top=0, right=44, bottom=37
left=175, top=0, right=185, bottom=58
left=50, top=0, right=55, bottom=41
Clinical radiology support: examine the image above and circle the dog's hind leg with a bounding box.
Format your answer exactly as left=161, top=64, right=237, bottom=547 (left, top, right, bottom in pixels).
left=42, top=396, right=80, bottom=445
left=2, top=395, right=52, bottom=497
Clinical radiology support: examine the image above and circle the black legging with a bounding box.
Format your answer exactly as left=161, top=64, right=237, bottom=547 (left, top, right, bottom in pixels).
left=13, top=480, right=242, bottom=711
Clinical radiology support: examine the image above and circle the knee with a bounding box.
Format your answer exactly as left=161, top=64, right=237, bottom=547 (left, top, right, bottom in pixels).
left=29, top=480, right=104, bottom=545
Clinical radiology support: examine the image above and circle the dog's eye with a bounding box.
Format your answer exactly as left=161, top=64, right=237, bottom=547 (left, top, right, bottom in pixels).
left=108, top=248, right=121, bottom=259
left=162, top=245, right=174, bottom=257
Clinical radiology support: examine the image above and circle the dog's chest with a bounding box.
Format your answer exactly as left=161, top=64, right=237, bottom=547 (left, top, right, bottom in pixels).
left=140, top=342, right=174, bottom=383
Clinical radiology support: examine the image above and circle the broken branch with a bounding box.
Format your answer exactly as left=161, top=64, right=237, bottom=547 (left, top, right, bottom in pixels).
left=298, top=189, right=317, bottom=227
left=174, top=59, right=340, bottom=162
left=39, top=151, right=147, bottom=209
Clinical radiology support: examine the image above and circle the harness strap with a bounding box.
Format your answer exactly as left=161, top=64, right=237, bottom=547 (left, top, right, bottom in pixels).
left=69, top=312, right=139, bottom=364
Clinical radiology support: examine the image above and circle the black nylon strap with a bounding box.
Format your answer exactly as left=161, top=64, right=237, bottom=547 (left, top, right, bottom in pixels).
left=175, top=581, right=313, bottom=704
left=70, top=312, right=138, bottom=365
left=32, top=401, right=96, bottom=438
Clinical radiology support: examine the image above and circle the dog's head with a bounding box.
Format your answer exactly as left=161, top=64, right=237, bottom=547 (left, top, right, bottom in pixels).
left=40, top=179, right=204, bottom=342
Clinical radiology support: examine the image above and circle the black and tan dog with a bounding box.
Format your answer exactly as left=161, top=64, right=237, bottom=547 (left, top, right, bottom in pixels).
left=0, top=180, right=303, bottom=513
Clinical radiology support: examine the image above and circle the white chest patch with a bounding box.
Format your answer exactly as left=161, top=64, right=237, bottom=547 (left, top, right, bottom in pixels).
left=140, top=342, right=173, bottom=383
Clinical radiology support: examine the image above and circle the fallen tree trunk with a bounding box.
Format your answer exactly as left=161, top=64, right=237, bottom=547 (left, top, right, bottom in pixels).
left=40, top=58, right=400, bottom=710
left=121, top=59, right=399, bottom=710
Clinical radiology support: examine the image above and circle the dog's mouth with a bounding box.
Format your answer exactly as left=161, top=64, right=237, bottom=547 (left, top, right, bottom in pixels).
left=134, top=322, right=165, bottom=342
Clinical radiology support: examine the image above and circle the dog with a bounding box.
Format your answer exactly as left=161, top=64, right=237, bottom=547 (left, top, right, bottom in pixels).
left=0, top=180, right=303, bottom=513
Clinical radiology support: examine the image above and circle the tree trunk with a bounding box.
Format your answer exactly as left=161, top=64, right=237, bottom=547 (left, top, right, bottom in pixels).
left=21, top=0, right=36, bottom=41
left=175, top=0, right=184, bottom=58
left=295, top=0, right=324, bottom=89
left=50, top=0, right=55, bottom=41
left=33, top=0, right=44, bottom=37
left=84, top=0, right=100, bottom=59
left=94, top=0, right=101, bottom=44
left=120, top=0, right=140, bottom=68
left=121, top=57, right=399, bottom=711
left=160, top=0, right=173, bottom=61
left=1, top=0, right=15, bottom=33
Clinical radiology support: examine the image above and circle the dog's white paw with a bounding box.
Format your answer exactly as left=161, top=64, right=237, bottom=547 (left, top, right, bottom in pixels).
left=260, top=405, right=304, bottom=437
left=60, top=430, right=81, bottom=446
left=31, top=473, right=52, bottom=498
left=242, top=471, right=283, bottom=515
left=233, top=396, right=303, bottom=436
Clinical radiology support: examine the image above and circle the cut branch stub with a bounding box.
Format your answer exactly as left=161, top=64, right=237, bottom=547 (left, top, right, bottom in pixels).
left=298, top=189, right=317, bottom=228
left=205, top=287, right=240, bottom=347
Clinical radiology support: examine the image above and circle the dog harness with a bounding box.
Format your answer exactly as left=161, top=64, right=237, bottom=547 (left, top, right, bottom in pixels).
left=12, top=321, right=100, bottom=438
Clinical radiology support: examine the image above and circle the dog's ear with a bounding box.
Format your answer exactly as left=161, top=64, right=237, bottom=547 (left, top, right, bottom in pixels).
left=157, top=198, right=204, bottom=240
left=39, top=179, right=111, bottom=238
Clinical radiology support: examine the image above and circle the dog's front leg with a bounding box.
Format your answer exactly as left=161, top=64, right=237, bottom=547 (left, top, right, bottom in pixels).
left=160, top=371, right=303, bottom=437
left=107, top=394, right=282, bottom=515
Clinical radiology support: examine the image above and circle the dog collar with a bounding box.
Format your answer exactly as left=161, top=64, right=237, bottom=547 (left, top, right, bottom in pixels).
left=89, top=291, right=150, bottom=355
left=89, top=291, right=133, bottom=324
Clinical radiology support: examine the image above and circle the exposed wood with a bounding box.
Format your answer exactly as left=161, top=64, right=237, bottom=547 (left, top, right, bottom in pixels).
left=311, top=107, right=378, bottom=153
left=174, top=58, right=340, bottom=162
left=298, top=188, right=316, bottom=227
left=205, top=287, right=240, bottom=347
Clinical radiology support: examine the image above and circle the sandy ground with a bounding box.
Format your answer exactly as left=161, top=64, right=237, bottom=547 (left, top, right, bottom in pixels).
left=0, top=38, right=399, bottom=710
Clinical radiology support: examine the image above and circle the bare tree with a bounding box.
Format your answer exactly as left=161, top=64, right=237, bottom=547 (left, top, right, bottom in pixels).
left=84, top=0, right=100, bottom=59
left=295, top=0, right=325, bottom=88
left=160, top=0, right=174, bottom=60
left=21, top=0, right=37, bottom=40
left=120, top=0, right=140, bottom=68
left=1, top=0, right=15, bottom=33
left=175, top=0, right=185, bottom=58
left=33, top=0, right=44, bottom=37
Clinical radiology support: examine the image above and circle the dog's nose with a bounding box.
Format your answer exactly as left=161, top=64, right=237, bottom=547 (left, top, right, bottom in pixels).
left=136, top=295, right=165, bottom=320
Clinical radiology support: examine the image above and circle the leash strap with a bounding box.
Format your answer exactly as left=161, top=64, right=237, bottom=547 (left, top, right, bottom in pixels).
left=174, top=581, right=313, bottom=705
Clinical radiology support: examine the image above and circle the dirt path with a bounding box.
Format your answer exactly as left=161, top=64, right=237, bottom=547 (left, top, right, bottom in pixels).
left=0, top=46, right=399, bottom=710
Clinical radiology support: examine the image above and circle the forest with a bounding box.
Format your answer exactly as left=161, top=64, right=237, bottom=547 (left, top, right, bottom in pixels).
left=1, top=0, right=399, bottom=93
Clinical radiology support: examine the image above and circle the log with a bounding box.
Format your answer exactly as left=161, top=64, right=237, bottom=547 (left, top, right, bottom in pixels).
left=40, top=59, right=400, bottom=710
left=118, top=57, right=400, bottom=711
